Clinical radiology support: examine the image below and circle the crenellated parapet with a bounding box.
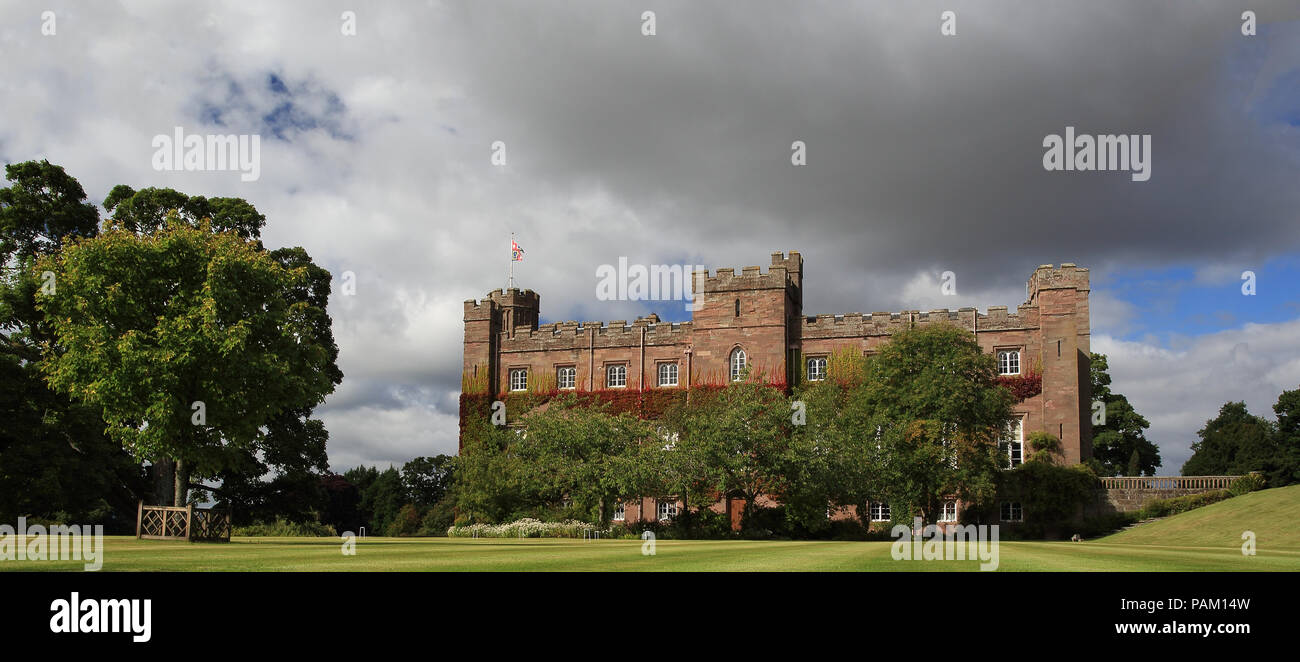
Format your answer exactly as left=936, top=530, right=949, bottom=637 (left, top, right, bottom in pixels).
left=1027, top=263, right=1089, bottom=304
left=497, top=315, right=695, bottom=353
left=800, top=304, right=1039, bottom=339
left=692, top=255, right=801, bottom=294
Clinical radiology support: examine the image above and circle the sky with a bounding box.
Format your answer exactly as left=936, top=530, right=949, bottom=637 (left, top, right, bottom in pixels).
left=2, top=0, right=1298, bottom=473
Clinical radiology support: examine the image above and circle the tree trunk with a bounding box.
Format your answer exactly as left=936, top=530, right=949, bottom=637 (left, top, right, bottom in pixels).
left=174, top=458, right=190, bottom=506
left=152, top=458, right=176, bottom=506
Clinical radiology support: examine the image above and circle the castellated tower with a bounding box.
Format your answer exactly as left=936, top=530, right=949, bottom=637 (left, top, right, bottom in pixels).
left=1026, top=264, right=1092, bottom=464
left=689, top=251, right=803, bottom=385
left=462, top=288, right=540, bottom=396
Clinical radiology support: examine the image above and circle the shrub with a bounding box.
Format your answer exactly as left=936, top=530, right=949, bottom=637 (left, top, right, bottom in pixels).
left=1075, top=512, right=1138, bottom=538
left=611, top=519, right=666, bottom=539
left=998, top=462, right=1098, bottom=521
left=1229, top=473, right=1267, bottom=496
left=417, top=501, right=456, bottom=536
left=1026, top=431, right=1063, bottom=464
left=447, top=518, right=608, bottom=538
left=1139, top=489, right=1231, bottom=519
left=386, top=503, right=423, bottom=537
left=234, top=518, right=337, bottom=537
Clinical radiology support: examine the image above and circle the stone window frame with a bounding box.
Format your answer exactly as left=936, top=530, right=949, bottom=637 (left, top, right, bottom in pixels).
left=556, top=364, right=577, bottom=390
left=605, top=362, right=628, bottom=389
left=996, top=347, right=1022, bottom=375
left=1000, top=501, right=1024, bottom=522
left=656, top=361, right=679, bottom=387
left=1000, top=415, right=1025, bottom=467
left=612, top=502, right=626, bottom=522
left=657, top=498, right=678, bottom=521
left=940, top=500, right=958, bottom=522
left=508, top=367, right=528, bottom=392
left=870, top=502, right=891, bottom=522
left=729, top=346, right=747, bottom=382
left=806, top=355, right=828, bottom=382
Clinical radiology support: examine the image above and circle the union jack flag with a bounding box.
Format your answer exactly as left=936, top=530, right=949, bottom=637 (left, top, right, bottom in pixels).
left=511, top=239, right=525, bottom=262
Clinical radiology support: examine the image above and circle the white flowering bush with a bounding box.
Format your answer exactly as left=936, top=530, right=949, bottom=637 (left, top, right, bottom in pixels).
left=447, top=518, right=611, bottom=538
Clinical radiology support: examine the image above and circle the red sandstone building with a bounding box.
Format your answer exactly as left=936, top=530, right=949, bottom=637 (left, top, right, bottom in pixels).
left=462, top=251, right=1092, bottom=526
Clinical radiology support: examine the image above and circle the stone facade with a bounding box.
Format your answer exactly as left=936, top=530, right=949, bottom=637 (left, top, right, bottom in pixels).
left=462, top=251, right=1093, bottom=524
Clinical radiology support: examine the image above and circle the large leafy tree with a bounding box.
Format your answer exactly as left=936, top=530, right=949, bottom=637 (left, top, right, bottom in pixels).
left=103, top=185, right=265, bottom=240
left=1271, top=388, right=1300, bottom=487
left=1089, top=353, right=1160, bottom=475
left=401, top=455, right=458, bottom=509
left=36, top=202, right=340, bottom=506
left=1182, top=401, right=1277, bottom=478
left=0, top=161, right=146, bottom=528
left=451, top=421, right=526, bottom=523
left=664, top=380, right=792, bottom=528
left=517, top=398, right=656, bottom=524
left=850, top=324, right=1014, bottom=523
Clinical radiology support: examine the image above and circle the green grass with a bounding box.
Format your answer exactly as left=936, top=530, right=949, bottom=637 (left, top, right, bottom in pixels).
left=4, top=486, right=1296, bottom=572
left=1, top=535, right=1296, bottom=572
left=1098, top=483, right=1300, bottom=550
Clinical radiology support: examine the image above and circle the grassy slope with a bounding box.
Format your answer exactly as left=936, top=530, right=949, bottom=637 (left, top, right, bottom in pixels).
left=1098, top=484, right=1300, bottom=550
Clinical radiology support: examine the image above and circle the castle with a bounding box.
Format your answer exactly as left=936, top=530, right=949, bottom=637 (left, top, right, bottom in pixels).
left=462, top=252, right=1092, bottom=526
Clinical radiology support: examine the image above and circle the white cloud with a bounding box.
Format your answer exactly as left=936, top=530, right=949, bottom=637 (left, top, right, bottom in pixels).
left=1094, top=318, right=1300, bottom=472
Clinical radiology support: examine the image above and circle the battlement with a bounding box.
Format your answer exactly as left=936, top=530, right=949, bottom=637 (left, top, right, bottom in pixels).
left=486, top=287, right=540, bottom=306
left=1027, top=263, right=1089, bottom=303
left=506, top=316, right=693, bottom=342
left=465, top=288, right=541, bottom=314
left=800, top=302, right=1041, bottom=338
left=693, top=262, right=796, bottom=293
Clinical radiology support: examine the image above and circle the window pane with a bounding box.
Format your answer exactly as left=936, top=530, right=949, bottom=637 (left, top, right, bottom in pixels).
left=730, top=349, right=746, bottom=381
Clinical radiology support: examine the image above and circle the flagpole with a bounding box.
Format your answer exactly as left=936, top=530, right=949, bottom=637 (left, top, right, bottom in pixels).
left=508, top=232, right=515, bottom=290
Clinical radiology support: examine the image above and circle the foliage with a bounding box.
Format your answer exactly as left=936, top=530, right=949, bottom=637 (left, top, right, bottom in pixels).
left=386, top=503, right=423, bottom=536
left=1139, top=489, right=1232, bottom=519
left=854, top=324, right=1014, bottom=523
left=989, top=461, right=1099, bottom=537
left=1228, top=473, right=1267, bottom=496
left=994, top=371, right=1042, bottom=401
left=418, top=499, right=458, bottom=536
left=1026, top=430, right=1063, bottom=464
left=402, top=455, right=457, bottom=508
left=36, top=198, right=340, bottom=507
left=1089, top=353, right=1161, bottom=476
left=1182, top=402, right=1278, bottom=478
left=0, top=161, right=147, bottom=531
left=319, top=473, right=362, bottom=534
left=660, top=377, right=793, bottom=530
left=1269, top=387, right=1300, bottom=487
left=233, top=518, right=337, bottom=537
left=102, top=185, right=266, bottom=240
left=446, top=518, right=608, bottom=538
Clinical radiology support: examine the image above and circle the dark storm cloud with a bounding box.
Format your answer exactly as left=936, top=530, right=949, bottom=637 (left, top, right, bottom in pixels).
left=3, top=0, right=1298, bottom=470
left=438, top=0, right=1300, bottom=312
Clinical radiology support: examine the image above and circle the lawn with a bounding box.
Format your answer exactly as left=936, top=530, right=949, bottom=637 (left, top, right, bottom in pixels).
left=1097, top=483, right=1300, bottom=550
left=5, top=486, right=1297, bottom=572
left=1, top=535, right=1296, bottom=572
